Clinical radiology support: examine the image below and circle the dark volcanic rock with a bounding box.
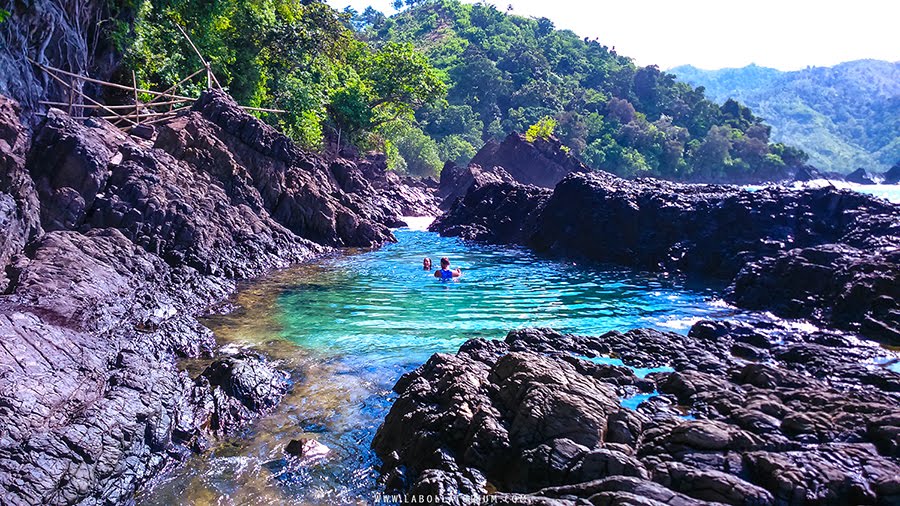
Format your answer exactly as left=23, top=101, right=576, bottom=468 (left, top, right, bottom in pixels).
left=883, top=162, right=900, bottom=185
left=155, top=90, right=400, bottom=247
left=27, top=108, right=127, bottom=231
left=197, top=352, right=289, bottom=434
left=437, top=161, right=516, bottom=210
left=792, top=165, right=823, bottom=182
left=0, top=89, right=430, bottom=504
left=470, top=133, right=589, bottom=188
left=0, top=96, right=41, bottom=291
left=432, top=171, right=900, bottom=341
left=374, top=325, right=900, bottom=505
left=431, top=180, right=551, bottom=243
left=845, top=167, right=876, bottom=185
left=731, top=244, right=900, bottom=344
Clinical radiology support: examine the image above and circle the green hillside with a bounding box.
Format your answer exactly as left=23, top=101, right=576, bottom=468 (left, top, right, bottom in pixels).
left=671, top=61, right=900, bottom=173
left=357, top=0, right=807, bottom=181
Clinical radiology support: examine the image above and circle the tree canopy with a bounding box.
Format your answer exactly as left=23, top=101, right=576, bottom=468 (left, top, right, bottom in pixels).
left=358, top=0, right=807, bottom=181
left=120, top=0, right=445, bottom=172
left=672, top=61, right=900, bottom=173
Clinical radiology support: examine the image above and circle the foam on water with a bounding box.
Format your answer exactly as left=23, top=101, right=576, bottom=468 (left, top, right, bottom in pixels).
left=745, top=180, right=900, bottom=203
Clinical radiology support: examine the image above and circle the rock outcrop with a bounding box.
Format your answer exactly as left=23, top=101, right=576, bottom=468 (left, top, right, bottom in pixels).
left=470, top=133, right=589, bottom=188
left=0, top=97, right=42, bottom=291
left=374, top=324, right=900, bottom=505
left=882, top=162, right=900, bottom=185
left=437, top=161, right=517, bottom=210
left=0, top=90, right=427, bottom=504
left=845, top=167, right=877, bottom=185
left=0, top=1, right=126, bottom=117
left=433, top=166, right=900, bottom=343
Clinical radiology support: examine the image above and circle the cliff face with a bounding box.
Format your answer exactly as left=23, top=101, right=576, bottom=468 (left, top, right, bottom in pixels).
left=0, top=90, right=423, bottom=504
left=0, top=1, right=125, bottom=117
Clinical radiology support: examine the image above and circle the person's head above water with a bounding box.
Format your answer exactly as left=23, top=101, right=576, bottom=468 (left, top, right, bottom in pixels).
left=423, top=257, right=432, bottom=270
left=435, top=257, right=462, bottom=279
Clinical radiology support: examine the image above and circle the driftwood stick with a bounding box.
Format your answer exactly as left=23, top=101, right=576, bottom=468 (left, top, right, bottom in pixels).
left=144, top=68, right=206, bottom=107
left=98, top=111, right=181, bottom=120
left=35, top=64, right=138, bottom=126
left=39, top=99, right=191, bottom=110
left=132, top=70, right=140, bottom=124
left=241, top=105, right=287, bottom=114
left=28, top=59, right=196, bottom=101
left=122, top=114, right=179, bottom=129
left=174, top=23, right=222, bottom=89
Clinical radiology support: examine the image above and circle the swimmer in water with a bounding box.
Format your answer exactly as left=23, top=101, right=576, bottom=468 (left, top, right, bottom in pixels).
left=423, top=257, right=432, bottom=271
left=434, top=257, right=461, bottom=280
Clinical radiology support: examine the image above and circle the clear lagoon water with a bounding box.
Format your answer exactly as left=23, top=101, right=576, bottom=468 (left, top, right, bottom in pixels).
left=134, top=221, right=759, bottom=505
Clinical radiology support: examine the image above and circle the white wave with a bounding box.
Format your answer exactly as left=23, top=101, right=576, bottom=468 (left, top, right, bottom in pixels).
left=399, top=216, right=436, bottom=231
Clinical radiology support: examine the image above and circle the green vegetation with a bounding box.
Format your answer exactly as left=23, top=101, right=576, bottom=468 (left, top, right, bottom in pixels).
left=117, top=0, right=812, bottom=181
left=671, top=61, right=900, bottom=173
left=525, top=116, right=557, bottom=142
left=120, top=0, right=445, bottom=173
left=357, top=0, right=806, bottom=181
left=0, top=9, right=9, bottom=23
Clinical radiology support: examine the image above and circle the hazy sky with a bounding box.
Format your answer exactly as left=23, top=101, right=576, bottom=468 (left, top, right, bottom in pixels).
left=327, top=0, right=900, bottom=70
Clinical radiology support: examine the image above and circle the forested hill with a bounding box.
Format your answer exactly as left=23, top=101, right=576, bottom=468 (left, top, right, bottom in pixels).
left=355, top=0, right=807, bottom=182
left=670, top=61, right=900, bottom=173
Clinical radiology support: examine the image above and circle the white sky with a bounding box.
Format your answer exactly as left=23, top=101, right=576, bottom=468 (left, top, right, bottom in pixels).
left=327, top=0, right=900, bottom=70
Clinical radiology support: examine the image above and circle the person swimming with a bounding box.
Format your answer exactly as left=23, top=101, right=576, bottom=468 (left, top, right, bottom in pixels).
left=434, top=257, right=461, bottom=280
left=423, top=257, right=432, bottom=271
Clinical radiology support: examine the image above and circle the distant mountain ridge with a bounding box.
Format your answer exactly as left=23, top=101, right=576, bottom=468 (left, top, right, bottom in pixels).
left=670, top=60, right=900, bottom=173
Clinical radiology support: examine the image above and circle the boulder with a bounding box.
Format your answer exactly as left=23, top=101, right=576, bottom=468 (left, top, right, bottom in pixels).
left=845, top=167, right=876, bottom=185
left=374, top=325, right=900, bottom=505
left=882, top=162, right=900, bottom=185
left=792, top=164, right=823, bottom=182
left=470, top=133, right=589, bottom=188
left=437, top=161, right=516, bottom=210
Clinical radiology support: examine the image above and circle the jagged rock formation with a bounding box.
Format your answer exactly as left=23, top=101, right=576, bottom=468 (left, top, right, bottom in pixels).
left=845, top=167, right=877, bottom=185
left=374, top=324, right=900, bottom=505
left=0, top=90, right=426, bottom=504
left=432, top=136, right=900, bottom=343
left=437, top=161, right=516, bottom=210
left=470, top=133, right=589, bottom=188
left=883, top=163, right=900, bottom=185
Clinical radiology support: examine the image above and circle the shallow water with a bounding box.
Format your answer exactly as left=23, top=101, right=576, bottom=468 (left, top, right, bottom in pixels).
left=139, top=223, right=749, bottom=505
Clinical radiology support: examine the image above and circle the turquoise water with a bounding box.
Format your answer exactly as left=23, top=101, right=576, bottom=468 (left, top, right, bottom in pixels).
left=277, top=225, right=733, bottom=367
left=139, top=224, right=739, bottom=505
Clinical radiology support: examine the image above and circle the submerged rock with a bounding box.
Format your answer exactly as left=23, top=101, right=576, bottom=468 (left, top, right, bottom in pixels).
left=285, top=438, right=331, bottom=460
left=374, top=325, right=900, bottom=505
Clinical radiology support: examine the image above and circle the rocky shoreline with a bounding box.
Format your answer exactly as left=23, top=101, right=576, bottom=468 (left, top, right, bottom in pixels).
left=1, top=85, right=898, bottom=505
left=374, top=322, right=900, bottom=505
left=369, top=134, right=900, bottom=505
left=432, top=137, right=899, bottom=345
left=0, top=90, right=435, bottom=504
